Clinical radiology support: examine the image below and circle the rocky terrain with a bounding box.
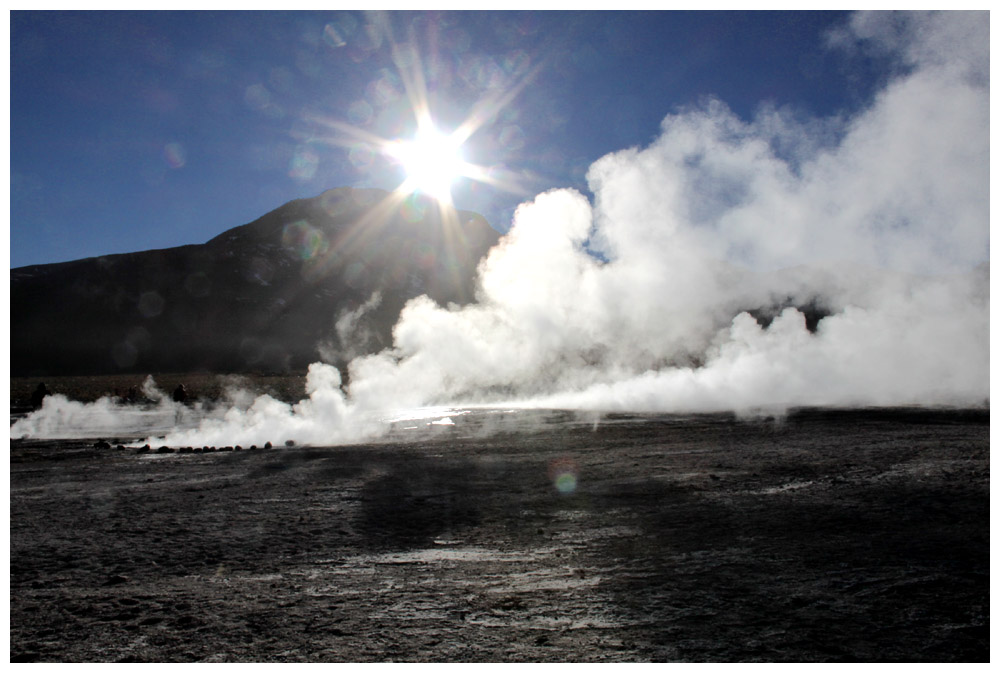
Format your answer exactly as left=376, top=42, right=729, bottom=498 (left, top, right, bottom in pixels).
left=9, top=407, right=989, bottom=662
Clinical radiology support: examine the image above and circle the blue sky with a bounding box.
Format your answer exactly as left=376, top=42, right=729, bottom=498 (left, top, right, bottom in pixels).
left=10, top=10, right=892, bottom=268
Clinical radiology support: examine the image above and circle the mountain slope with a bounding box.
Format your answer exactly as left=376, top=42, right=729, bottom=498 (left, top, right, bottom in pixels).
left=11, top=187, right=500, bottom=376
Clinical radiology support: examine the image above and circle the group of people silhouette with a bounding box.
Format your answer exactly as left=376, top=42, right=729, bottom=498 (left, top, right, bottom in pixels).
left=26, top=381, right=190, bottom=409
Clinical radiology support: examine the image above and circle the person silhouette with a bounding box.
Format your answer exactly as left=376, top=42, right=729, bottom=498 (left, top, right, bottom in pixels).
left=30, top=383, right=49, bottom=409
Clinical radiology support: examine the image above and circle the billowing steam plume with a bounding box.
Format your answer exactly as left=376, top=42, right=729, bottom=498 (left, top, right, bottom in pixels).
left=12, top=11, right=988, bottom=446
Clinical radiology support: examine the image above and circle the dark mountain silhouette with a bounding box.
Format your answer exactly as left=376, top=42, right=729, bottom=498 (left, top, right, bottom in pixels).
left=11, top=187, right=501, bottom=377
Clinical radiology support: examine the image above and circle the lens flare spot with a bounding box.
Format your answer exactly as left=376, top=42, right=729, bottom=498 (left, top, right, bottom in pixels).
left=184, top=272, right=210, bottom=297
left=412, top=241, right=436, bottom=270
left=289, top=147, right=319, bottom=180
left=282, top=221, right=327, bottom=261
left=555, top=472, right=578, bottom=494
left=498, top=125, right=525, bottom=151
left=348, top=144, right=375, bottom=170
left=366, top=70, right=402, bottom=107
left=400, top=194, right=428, bottom=223
left=320, top=190, right=352, bottom=218
left=244, top=83, right=283, bottom=118
left=343, top=260, right=368, bottom=289
left=459, top=54, right=504, bottom=90
left=322, top=24, right=346, bottom=48
left=348, top=99, right=374, bottom=126
left=244, top=83, right=270, bottom=110
left=549, top=457, right=579, bottom=495
left=112, top=341, right=138, bottom=369
left=138, top=291, right=165, bottom=318
left=163, top=142, right=186, bottom=168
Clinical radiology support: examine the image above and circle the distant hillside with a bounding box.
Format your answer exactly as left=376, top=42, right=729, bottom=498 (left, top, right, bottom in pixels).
left=11, top=187, right=501, bottom=376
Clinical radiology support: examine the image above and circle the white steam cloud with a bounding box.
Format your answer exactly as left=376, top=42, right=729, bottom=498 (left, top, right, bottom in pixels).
left=11, top=11, right=988, bottom=446
left=11, top=376, right=202, bottom=440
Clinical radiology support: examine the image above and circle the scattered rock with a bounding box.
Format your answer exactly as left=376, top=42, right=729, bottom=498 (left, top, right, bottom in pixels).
left=264, top=442, right=272, bottom=449
left=94, top=440, right=111, bottom=450
left=170, top=614, right=203, bottom=630
left=104, top=574, right=129, bottom=586
left=285, top=440, right=295, bottom=447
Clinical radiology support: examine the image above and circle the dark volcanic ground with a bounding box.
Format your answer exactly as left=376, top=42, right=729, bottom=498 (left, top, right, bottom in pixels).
left=9, top=408, right=989, bottom=662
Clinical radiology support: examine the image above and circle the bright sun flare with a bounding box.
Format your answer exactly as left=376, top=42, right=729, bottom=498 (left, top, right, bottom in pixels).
left=387, top=123, right=469, bottom=202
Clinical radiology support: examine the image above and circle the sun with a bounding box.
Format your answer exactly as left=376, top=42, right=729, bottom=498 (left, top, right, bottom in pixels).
left=307, top=27, right=541, bottom=212
left=386, top=121, right=470, bottom=202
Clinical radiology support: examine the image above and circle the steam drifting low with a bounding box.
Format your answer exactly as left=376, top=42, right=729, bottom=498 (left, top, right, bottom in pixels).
left=12, top=12, right=988, bottom=446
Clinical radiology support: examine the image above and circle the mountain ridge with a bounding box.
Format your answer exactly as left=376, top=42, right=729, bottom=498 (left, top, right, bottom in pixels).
left=11, top=187, right=501, bottom=377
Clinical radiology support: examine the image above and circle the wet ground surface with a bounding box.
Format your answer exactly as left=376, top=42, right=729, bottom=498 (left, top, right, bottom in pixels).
left=9, top=408, right=989, bottom=662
